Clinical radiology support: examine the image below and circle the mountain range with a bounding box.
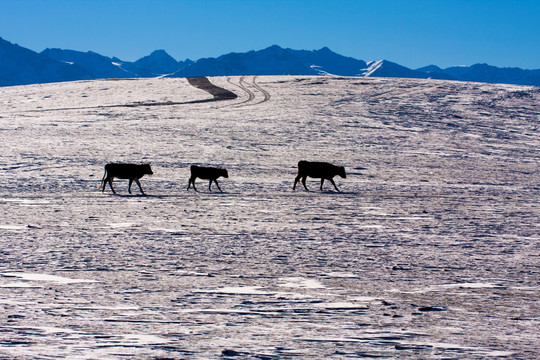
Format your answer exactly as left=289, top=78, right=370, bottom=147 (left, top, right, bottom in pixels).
left=1, top=36, right=539, bottom=87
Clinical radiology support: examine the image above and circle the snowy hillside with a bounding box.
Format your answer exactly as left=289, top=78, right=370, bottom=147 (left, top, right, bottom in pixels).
left=1, top=76, right=539, bottom=359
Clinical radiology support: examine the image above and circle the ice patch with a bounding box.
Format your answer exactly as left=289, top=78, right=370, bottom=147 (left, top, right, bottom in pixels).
left=108, top=222, right=135, bottom=228
left=0, top=224, right=28, bottom=230
left=77, top=305, right=140, bottom=311
left=120, top=334, right=169, bottom=345
left=420, top=342, right=517, bottom=357
left=359, top=224, right=383, bottom=229
left=324, top=272, right=357, bottom=278
left=400, top=282, right=506, bottom=294
left=439, top=282, right=505, bottom=289
left=279, top=277, right=326, bottom=289
left=3, top=198, right=50, bottom=206
left=32, top=326, right=76, bottom=335
left=0, top=282, right=42, bottom=288
left=1, top=272, right=98, bottom=284
left=314, top=302, right=369, bottom=310
left=350, top=296, right=382, bottom=302
left=195, top=286, right=270, bottom=295
left=177, top=270, right=210, bottom=277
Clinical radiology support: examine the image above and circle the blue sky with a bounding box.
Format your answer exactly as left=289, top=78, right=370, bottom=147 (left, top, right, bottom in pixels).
left=1, top=0, right=539, bottom=69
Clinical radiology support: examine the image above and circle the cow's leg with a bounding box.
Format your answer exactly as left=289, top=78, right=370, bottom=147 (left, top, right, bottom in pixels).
left=101, top=176, right=109, bottom=192
left=329, top=178, right=340, bottom=192
left=320, top=178, right=325, bottom=191
left=214, top=180, right=223, bottom=192
left=128, top=179, right=134, bottom=194
left=187, top=177, right=193, bottom=190
left=135, top=179, right=145, bottom=194
left=108, top=178, right=116, bottom=194
left=208, top=180, right=213, bottom=191
left=191, top=178, right=198, bottom=192
left=302, top=176, right=309, bottom=191
left=293, top=174, right=302, bottom=190
left=100, top=172, right=108, bottom=192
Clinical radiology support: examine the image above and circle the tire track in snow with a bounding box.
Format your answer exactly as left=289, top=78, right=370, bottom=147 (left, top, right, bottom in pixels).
left=225, top=76, right=255, bottom=107
left=224, top=76, right=271, bottom=107
left=251, top=76, right=271, bottom=105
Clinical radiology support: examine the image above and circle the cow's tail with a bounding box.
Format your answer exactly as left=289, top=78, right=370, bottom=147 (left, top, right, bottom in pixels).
left=99, top=167, right=108, bottom=191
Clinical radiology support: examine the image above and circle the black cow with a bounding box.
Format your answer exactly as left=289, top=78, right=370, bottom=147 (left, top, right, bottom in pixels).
left=293, top=160, right=346, bottom=191
left=100, top=163, right=153, bottom=194
left=187, top=165, right=229, bottom=192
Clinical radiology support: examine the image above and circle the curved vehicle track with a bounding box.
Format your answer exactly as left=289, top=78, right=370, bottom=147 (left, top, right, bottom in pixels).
left=225, top=76, right=271, bottom=107
left=227, top=76, right=255, bottom=106
left=251, top=76, right=271, bottom=104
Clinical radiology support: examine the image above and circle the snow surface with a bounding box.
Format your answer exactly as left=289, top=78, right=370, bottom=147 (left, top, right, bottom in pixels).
left=1, top=76, right=539, bottom=359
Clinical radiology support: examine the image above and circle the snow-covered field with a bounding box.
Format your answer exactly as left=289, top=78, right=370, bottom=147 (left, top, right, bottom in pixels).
left=1, top=75, right=539, bottom=359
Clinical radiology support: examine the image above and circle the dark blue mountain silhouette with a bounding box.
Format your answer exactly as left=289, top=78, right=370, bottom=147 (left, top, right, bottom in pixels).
left=0, top=37, right=90, bottom=86
left=40, top=48, right=153, bottom=78
left=169, top=45, right=319, bottom=77
left=416, top=63, right=540, bottom=86
left=1, top=37, right=539, bottom=87
left=133, top=49, right=193, bottom=76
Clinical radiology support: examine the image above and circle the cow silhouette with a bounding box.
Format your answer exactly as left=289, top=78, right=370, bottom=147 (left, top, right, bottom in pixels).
left=293, top=161, right=346, bottom=191
left=100, top=163, right=153, bottom=194
left=187, top=165, right=229, bottom=192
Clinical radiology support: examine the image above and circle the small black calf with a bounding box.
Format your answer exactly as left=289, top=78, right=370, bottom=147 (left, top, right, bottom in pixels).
left=187, top=165, right=229, bottom=192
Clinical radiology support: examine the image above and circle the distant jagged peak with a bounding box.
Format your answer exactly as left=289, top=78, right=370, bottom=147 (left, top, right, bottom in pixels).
left=135, top=49, right=177, bottom=63
left=263, top=44, right=286, bottom=51
left=315, top=46, right=333, bottom=53
left=150, top=49, right=172, bottom=57
left=257, top=44, right=292, bottom=56
left=262, top=45, right=338, bottom=56
left=134, top=49, right=183, bottom=75
left=416, top=64, right=443, bottom=73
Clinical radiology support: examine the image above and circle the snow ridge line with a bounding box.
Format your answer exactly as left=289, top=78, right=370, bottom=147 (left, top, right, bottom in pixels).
left=7, top=77, right=238, bottom=113
left=9, top=97, right=226, bottom=113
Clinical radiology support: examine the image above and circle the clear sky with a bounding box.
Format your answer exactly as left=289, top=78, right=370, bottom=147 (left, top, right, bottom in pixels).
left=1, top=0, right=539, bottom=69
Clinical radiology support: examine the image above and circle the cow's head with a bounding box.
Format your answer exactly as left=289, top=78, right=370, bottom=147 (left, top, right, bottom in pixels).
left=143, top=164, right=153, bottom=175
left=338, top=166, right=346, bottom=179
left=221, top=169, right=229, bottom=178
